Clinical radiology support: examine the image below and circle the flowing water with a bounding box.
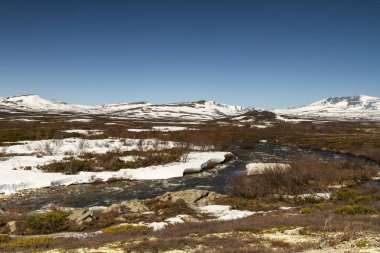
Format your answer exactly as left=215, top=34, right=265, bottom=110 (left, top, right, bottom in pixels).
left=2, top=143, right=378, bottom=211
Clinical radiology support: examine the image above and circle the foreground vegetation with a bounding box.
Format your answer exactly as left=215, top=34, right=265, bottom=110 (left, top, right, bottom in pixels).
left=0, top=157, right=379, bottom=252
left=1, top=182, right=379, bottom=252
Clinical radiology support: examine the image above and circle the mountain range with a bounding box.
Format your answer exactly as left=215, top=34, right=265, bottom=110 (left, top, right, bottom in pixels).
left=0, top=95, right=250, bottom=120
left=1, top=94, right=379, bottom=121
left=273, top=95, right=380, bottom=120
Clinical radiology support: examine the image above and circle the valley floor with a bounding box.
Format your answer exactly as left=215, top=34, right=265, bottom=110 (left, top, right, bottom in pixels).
left=0, top=110, right=379, bottom=252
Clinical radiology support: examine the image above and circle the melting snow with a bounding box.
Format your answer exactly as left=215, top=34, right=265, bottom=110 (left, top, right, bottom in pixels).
left=61, top=129, right=103, bottom=136
left=3, top=138, right=175, bottom=155
left=68, top=118, right=93, bottom=122
left=127, top=129, right=151, bottom=132
left=152, top=126, right=188, bottom=132
left=147, top=214, right=190, bottom=231
left=0, top=150, right=230, bottom=194
left=197, top=205, right=254, bottom=221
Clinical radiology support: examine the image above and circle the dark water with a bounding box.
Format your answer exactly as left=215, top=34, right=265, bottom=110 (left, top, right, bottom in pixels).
left=3, top=143, right=379, bottom=211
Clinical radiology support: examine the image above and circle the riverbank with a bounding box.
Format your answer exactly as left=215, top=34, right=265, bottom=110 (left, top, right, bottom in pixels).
left=1, top=177, right=380, bottom=253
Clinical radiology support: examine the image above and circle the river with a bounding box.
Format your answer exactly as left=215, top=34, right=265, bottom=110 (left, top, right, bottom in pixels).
left=2, top=142, right=378, bottom=211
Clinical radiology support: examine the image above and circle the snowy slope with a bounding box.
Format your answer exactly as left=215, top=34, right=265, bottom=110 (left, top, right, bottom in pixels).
left=0, top=95, right=251, bottom=120
left=111, top=100, right=249, bottom=120
left=273, top=95, right=380, bottom=120
left=0, top=94, right=93, bottom=112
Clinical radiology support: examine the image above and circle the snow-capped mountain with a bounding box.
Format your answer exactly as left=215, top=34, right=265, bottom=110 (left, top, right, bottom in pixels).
left=0, top=95, right=252, bottom=120
left=0, top=94, right=93, bottom=113
left=273, top=95, right=380, bottom=120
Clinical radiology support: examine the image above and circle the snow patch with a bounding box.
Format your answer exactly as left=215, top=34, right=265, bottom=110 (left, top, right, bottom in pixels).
left=68, top=118, right=93, bottom=123
left=61, top=129, right=103, bottom=136
left=152, top=126, right=188, bottom=132
left=197, top=205, right=254, bottom=221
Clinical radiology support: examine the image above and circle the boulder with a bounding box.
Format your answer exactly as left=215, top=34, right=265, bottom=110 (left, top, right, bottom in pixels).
left=283, top=227, right=305, bottom=235
left=103, top=203, right=125, bottom=214
left=68, top=209, right=94, bottom=226
left=103, top=200, right=149, bottom=214
left=158, top=189, right=222, bottom=205
left=6, top=221, right=17, bottom=234
left=123, top=200, right=149, bottom=213
left=196, top=191, right=222, bottom=205
left=319, top=239, right=329, bottom=249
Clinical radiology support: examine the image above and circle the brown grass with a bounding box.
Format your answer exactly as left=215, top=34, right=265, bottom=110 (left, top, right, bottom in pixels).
left=37, top=147, right=188, bottom=174
left=230, top=158, right=377, bottom=199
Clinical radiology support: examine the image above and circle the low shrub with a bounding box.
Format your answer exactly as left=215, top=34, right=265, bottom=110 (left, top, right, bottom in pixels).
left=230, top=158, right=376, bottom=199
left=215, top=196, right=286, bottom=211
left=38, top=148, right=188, bottom=174
left=334, top=205, right=375, bottom=215
left=353, top=195, right=380, bottom=203
left=144, top=199, right=197, bottom=220
left=102, top=224, right=149, bottom=234
left=38, top=160, right=94, bottom=174
left=0, top=234, right=10, bottom=243
left=335, top=189, right=358, bottom=201
left=300, top=207, right=313, bottom=214
left=270, top=240, right=291, bottom=248
left=314, top=203, right=329, bottom=210
left=0, top=237, right=54, bottom=250
left=356, top=239, right=371, bottom=248
left=293, top=195, right=325, bottom=204
left=0, top=131, right=31, bottom=143
left=25, top=211, right=70, bottom=234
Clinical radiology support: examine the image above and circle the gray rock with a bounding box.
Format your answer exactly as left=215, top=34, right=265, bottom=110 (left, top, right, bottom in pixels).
left=283, top=227, right=304, bottom=235
left=158, top=189, right=222, bottom=205
left=103, top=203, right=125, bottom=214
left=103, top=200, right=149, bottom=214
left=319, top=239, right=329, bottom=249
left=68, top=209, right=94, bottom=226
left=123, top=200, right=149, bottom=213
left=6, top=221, right=17, bottom=234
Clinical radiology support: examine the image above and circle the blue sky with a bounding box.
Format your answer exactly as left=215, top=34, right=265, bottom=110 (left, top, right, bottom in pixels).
left=0, top=0, right=379, bottom=108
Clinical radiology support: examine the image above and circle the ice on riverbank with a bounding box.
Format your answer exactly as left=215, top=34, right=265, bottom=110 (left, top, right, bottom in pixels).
left=0, top=151, right=231, bottom=194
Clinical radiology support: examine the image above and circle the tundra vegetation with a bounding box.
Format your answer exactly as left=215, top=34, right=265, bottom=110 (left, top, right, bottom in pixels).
left=0, top=110, right=379, bottom=252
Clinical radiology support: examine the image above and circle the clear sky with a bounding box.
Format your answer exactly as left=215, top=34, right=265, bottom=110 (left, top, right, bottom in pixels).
left=0, top=0, right=379, bottom=108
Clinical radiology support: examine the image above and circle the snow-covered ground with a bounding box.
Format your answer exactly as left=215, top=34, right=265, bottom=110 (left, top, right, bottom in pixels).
left=0, top=136, right=230, bottom=194
left=275, top=115, right=313, bottom=123
left=118, top=156, right=141, bottom=162
left=147, top=214, right=191, bottom=231
left=127, top=129, right=151, bottom=132
left=147, top=205, right=255, bottom=230
left=252, top=124, right=270, bottom=128
left=152, top=126, right=188, bottom=132
left=3, top=138, right=176, bottom=155
left=127, top=126, right=193, bottom=132
left=68, top=118, right=93, bottom=123
left=10, top=118, right=39, bottom=122
left=197, top=205, right=254, bottom=221
left=61, top=129, right=103, bottom=136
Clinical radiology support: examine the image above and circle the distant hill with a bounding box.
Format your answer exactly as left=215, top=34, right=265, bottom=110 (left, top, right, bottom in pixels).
left=273, top=95, right=380, bottom=121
